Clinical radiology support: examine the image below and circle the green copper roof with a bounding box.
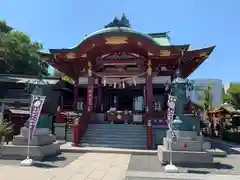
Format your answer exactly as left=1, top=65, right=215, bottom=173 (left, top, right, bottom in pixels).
left=67, top=15, right=171, bottom=49
left=74, top=27, right=171, bottom=49
left=149, top=32, right=171, bottom=46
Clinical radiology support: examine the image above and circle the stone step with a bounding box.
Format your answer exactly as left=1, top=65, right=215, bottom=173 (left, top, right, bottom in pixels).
left=83, top=133, right=146, bottom=138
left=88, top=124, right=146, bottom=129
left=79, top=143, right=147, bottom=149
left=88, top=123, right=145, bottom=126
left=85, top=129, right=146, bottom=134
left=86, top=129, right=146, bottom=133
left=80, top=140, right=147, bottom=146
left=79, top=123, right=147, bottom=149
left=86, top=126, right=146, bottom=131
left=81, top=137, right=147, bottom=143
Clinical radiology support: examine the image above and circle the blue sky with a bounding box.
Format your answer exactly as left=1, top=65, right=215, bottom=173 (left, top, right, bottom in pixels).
left=1, top=0, right=239, bottom=84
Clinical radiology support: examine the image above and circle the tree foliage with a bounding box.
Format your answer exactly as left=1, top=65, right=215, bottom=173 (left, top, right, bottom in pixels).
left=223, top=83, right=240, bottom=109
left=203, top=85, right=213, bottom=113
left=0, top=20, right=49, bottom=76
left=197, top=81, right=213, bottom=113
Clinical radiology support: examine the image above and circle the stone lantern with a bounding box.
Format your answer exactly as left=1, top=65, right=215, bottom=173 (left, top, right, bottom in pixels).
left=170, top=69, right=197, bottom=132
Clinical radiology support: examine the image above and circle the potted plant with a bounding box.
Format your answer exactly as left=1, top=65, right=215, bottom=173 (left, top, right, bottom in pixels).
left=0, top=119, right=13, bottom=147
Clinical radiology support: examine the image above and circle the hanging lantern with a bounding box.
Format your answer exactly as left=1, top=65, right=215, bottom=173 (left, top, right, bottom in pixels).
left=103, top=79, right=106, bottom=86
left=122, top=81, right=125, bottom=88
left=133, top=78, right=136, bottom=86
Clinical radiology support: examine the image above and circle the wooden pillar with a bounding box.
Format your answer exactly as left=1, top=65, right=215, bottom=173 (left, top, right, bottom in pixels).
left=73, top=61, right=94, bottom=146
left=143, top=85, right=147, bottom=111
left=73, top=83, right=78, bottom=110
left=146, top=59, right=153, bottom=149
left=97, top=78, right=102, bottom=108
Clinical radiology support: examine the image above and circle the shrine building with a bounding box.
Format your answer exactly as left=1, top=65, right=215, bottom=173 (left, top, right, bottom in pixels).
left=40, top=15, right=215, bottom=149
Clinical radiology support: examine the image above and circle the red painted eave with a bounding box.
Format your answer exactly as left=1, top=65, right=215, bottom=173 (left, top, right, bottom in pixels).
left=182, top=46, right=216, bottom=78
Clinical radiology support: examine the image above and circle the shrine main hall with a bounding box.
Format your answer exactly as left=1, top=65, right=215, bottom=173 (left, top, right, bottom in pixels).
left=40, top=15, right=215, bottom=149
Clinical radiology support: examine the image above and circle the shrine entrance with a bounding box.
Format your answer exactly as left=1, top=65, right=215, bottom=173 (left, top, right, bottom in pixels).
left=107, top=88, right=143, bottom=111
left=98, top=86, right=145, bottom=124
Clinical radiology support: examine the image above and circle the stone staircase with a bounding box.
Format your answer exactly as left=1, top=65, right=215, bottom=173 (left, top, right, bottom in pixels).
left=79, top=124, right=147, bottom=149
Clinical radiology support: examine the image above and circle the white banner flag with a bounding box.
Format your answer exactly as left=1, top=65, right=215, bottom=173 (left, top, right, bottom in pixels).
left=171, top=130, right=177, bottom=141
left=28, top=95, right=46, bottom=140
left=167, top=95, right=177, bottom=129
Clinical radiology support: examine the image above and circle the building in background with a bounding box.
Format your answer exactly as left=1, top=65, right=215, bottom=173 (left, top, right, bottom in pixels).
left=187, top=79, right=223, bottom=109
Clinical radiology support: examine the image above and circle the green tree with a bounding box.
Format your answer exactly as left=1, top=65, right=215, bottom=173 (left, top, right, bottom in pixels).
left=0, top=20, right=49, bottom=76
left=196, top=81, right=213, bottom=113
left=197, top=81, right=214, bottom=136
left=223, top=83, right=240, bottom=109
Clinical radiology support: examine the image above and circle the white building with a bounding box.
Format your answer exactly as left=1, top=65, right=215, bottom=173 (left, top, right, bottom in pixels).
left=187, top=79, right=223, bottom=109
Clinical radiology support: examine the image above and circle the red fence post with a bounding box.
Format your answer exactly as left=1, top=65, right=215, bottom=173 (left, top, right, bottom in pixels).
left=72, top=117, right=80, bottom=146
left=56, top=106, right=64, bottom=123
left=147, top=120, right=152, bottom=149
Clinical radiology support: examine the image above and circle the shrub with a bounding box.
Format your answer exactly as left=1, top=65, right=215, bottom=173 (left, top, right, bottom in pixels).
left=0, top=119, right=13, bottom=144
left=222, top=130, right=240, bottom=143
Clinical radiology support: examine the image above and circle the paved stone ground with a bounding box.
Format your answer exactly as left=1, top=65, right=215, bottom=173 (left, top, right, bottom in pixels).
left=0, top=138, right=240, bottom=180
left=0, top=152, right=83, bottom=168
left=126, top=177, right=199, bottom=180
left=127, top=154, right=240, bottom=175
left=0, top=152, right=130, bottom=180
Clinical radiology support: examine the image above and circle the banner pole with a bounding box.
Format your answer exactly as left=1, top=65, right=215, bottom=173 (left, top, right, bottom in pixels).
left=165, top=95, right=178, bottom=173
left=26, top=123, right=31, bottom=159
left=169, top=126, right=173, bottom=166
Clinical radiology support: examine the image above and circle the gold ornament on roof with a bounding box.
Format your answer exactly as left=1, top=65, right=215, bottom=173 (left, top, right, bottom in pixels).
left=148, top=52, right=154, bottom=56
left=81, top=53, right=87, bottom=58
left=105, top=36, right=128, bottom=45
left=66, top=52, right=76, bottom=59
left=147, top=60, right=152, bottom=76
left=199, top=52, right=208, bottom=58
left=88, top=61, right=92, bottom=76
left=195, top=52, right=209, bottom=63
left=159, top=50, right=171, bottom=57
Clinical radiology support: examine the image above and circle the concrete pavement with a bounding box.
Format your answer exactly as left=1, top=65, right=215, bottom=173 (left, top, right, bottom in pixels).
left=1, top=137, right=240, bottom=180
left=0, top=152, right=130, bottom=180
left=1, top=152, right=240, bottom=180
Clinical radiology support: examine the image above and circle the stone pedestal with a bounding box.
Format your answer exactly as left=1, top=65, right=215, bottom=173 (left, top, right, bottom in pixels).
left=158, top=130, right=213, bottom=164
left=0, top=127, right=60, bottom=160
left=54, top=123, right=66, bottom=140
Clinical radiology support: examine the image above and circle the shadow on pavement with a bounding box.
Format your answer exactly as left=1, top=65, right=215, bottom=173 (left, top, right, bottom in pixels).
left=207, top=137, right=240, bottom=155
left=177, top=162, right=233, bottom=169
left=187, top=169, right=210, bottom=174
left=33, top=162, right=58, bottom=168
left=42, top=155, right=66, bottom=162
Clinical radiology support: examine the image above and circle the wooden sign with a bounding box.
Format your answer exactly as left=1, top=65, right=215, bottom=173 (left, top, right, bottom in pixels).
left=87, top=87, right=93, bottom=111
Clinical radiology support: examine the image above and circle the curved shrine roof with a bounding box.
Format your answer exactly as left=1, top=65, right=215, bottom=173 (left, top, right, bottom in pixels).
left=43, top=16, right=215, bottom=80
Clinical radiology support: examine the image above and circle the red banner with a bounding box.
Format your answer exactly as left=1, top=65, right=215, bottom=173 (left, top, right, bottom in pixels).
left=87, top=87, right=93, bottom=111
